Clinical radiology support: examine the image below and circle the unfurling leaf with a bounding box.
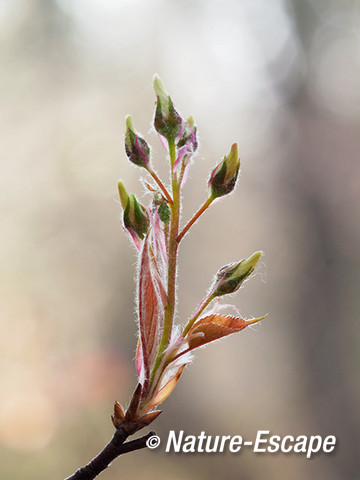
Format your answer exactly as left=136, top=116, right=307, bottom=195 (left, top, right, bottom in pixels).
left=137, top=230, right=166, bottom=392
left=173, top=116, right=198, bottom=180
left=177, top=116, right=198, bottom=152
left=143, top=365, right=185, bottom=413
left=186, top=314, right=265, bottom=350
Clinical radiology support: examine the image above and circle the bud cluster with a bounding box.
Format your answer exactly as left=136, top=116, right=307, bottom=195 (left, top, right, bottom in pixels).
left=115, top=75, right=265, bottom=429
left=66, top=74, right=266, bottom=480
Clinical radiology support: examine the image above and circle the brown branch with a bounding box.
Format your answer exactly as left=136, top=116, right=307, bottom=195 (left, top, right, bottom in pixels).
left=64, top=429, right=155, bottom=480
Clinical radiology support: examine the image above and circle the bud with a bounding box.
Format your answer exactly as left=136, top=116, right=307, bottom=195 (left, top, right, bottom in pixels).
left=118, top=181, right=150, bottom=241
left=211, top=251, right=262, bottom=297
left=177, top=115, right=198, bottom=152
left=125, top=115, right=151, bottom=168
left=153, top=194, right=171, bottom=225
left=153, top=74, right=182, bottom=141
left=111, top=401, right=125, bottom=429
left=208, top=143, right=240, bottom=199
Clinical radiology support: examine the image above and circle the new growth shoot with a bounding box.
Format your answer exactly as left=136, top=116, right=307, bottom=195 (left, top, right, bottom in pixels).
left=65, top=74, right=266, bottom=480
left=114, top=75, right=266, bottom=432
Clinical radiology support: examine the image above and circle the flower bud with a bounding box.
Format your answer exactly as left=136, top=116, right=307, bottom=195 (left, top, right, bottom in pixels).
left=208, top=143, right=240, bottom=199
left=153, top=194, right=171, bottom=225
left=125, top=115, right=151, bottom=169
left=153, top=74, right=182, bottom=141
left=211, top=251, right=262, bottom=297
left=118, top=181, right=150, bottom=241
left=177, top=116, right=198, bottom=152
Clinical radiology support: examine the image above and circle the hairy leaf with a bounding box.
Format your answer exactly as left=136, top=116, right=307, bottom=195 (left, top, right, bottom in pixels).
left=187, top=314, right=264, bottom=350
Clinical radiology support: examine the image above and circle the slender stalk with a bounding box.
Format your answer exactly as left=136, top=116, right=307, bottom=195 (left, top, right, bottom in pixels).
left=148, top=168, right=173, bottom=204
left=64, top=430, right=155, bottom=480
left=182, top=293, right=215, bottom=337
left=164, top=221, right=170, bottom=250
left=149, top=140, right=180, bottom=385
left=169, top=140, right=176, bottom=170
left=177, top=197, right=213, bottom=243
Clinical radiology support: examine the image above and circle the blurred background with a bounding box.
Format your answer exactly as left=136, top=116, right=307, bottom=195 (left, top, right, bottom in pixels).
left=0, top=0, right=359, bottom=479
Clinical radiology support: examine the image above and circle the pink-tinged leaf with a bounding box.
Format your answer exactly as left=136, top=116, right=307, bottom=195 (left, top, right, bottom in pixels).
left=134, top=135, right=150, bottom=166
left=152, top=210, right=168, bottom=268
left=174, top=144, right=190, bottom=168
left=186, top=314, right=266, bottom=350
left=143, top=326, right=191, bottom=402
left=180, top=160, right=192, bottom=188
left=176, top=119, right=185, bottom=142
left=137, top=231, right=166, bottom=392
left=135, top=339, right=146, bottom=386
left=175, top=124, right=197, bottom=169
left=143, top=365, right=185, bottom=413
left=122, top=224, right=142, bottom=251
left=157, top=133, right=169, bottom=152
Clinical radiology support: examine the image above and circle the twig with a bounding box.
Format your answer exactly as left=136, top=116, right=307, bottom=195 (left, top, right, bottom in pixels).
left=177, top=197, right=213, bottom=243
left=64, top=430, right=155, bottom=480
left=148, top=169, right=173, bottom=204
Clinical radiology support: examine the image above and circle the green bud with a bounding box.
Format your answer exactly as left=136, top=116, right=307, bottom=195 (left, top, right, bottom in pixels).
left=117, top=180, right=130, bottom=210
left=153, top=74, right=182, bottom=141
left=212, top=251, right=262, bottom=297
left=153, top=194, right=171, bottom=224
left=118, top=181, right=150, bottom=241
left=208, top=143, right=240, bottom=199
left=158, top=204, right=171, bottom=225
left=125, top=115, right=151, bottom=168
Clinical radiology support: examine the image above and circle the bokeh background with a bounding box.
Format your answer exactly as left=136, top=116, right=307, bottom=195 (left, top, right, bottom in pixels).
left=1, top=1, right=359, bottom=479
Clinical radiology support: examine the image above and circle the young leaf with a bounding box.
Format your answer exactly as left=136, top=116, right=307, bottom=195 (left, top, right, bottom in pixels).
left=137, top=229, right=166, bottom=393
left=186, top=314, right=265, bottom=350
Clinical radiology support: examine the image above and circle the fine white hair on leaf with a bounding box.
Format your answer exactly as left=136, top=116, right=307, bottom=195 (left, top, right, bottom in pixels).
left=205, top=299, right=244, bottom=319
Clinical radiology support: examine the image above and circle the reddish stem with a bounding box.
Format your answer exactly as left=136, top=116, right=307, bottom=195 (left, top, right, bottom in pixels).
left=177, top=197, right=213, bottom=243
